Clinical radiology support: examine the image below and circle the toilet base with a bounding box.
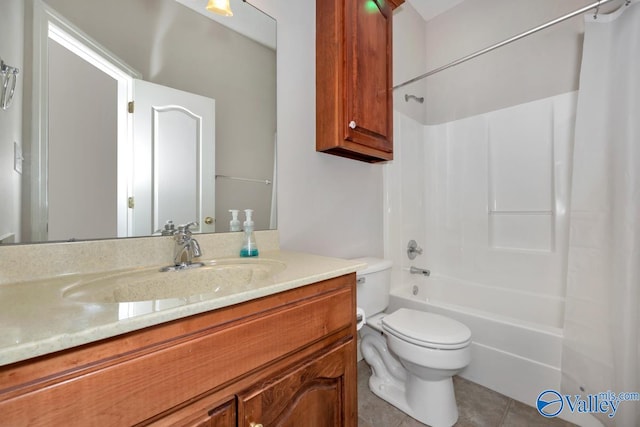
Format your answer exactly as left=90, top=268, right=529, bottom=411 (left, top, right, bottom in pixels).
left=369, top=372, right=458, bottom=427
left=361, top=331, right=460, bottom=427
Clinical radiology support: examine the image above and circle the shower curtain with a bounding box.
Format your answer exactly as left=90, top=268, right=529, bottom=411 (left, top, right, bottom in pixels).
left=561, top=2, right=639, bottom=426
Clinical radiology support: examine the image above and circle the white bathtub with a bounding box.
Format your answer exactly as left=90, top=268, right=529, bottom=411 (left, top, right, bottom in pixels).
left=387, top=276, right=564, bottom=410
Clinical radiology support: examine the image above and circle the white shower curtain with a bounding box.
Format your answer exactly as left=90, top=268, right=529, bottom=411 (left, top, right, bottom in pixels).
left=561, top=2, right=640, bottom=426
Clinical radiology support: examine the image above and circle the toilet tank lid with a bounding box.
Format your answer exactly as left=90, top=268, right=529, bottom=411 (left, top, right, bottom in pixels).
left=352, top=257, right=393, bottom=275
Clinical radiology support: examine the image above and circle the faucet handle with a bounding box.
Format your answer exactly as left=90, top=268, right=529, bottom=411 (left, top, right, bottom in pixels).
left=177, top=222, right=199, bottom=233
left=190, top=239, right=202, bottom=258
left=407, top=240, right=423, bottom=260
left=155, top=220, right=176, bottom=236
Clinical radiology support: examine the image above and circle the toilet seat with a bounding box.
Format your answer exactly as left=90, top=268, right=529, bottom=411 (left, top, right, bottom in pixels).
left=382, top=308, right=471, bottom=350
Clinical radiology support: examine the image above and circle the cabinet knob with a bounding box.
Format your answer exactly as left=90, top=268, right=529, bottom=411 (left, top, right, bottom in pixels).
left=250, top=423, right=264, bottom=427
left=349, top=120, right=357, bottom=129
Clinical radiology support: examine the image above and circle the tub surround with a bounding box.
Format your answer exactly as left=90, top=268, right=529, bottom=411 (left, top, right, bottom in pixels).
left=0, top=230, right=365, bottom=366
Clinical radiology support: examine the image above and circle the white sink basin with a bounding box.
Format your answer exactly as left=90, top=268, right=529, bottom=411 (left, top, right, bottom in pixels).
left=62, top=258, right=286, bottom=303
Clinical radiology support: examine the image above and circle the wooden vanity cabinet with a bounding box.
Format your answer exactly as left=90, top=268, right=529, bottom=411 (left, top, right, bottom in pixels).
left=316, top=0, right=404, bottom=163
left=0, top=275, right=357, bottom=427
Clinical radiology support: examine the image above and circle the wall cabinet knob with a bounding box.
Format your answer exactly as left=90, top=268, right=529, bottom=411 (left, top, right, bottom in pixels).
left=349, top=120, right=357, bottom=129
left=250, top=423, right=264, bottom=427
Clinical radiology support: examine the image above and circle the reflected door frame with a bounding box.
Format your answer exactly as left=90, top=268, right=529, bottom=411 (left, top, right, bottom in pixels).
left=30, top=0, right=141, bottom=241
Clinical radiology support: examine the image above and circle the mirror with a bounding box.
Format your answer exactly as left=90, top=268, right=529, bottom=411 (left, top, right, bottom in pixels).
left=0, top=0, right=276, bottom=244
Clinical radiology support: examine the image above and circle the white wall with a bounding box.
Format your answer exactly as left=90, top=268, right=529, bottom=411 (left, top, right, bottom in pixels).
left=393, top=0, right=593, bottom=125
left=250, top=0, right=385, bottom=258
left=0, top=0, right=24, bottom=244
left=392, top=2, right=427, bottom=124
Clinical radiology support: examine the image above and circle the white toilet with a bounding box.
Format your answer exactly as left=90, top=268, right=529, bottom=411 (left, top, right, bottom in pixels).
left=355, top=257, right=471, bottom=427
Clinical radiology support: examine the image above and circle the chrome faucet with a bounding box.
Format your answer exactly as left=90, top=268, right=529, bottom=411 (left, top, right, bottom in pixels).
left=407, top=240, right=423, bottom=260
left=409, top=266, right=430, bottom=276
left=162, top=222, right=204, bottom=271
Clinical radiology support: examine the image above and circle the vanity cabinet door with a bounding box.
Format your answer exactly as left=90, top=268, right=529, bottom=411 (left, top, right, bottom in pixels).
left=316, top=0, right=404, bottom=163
left=237, top=340, right=356, bottom=427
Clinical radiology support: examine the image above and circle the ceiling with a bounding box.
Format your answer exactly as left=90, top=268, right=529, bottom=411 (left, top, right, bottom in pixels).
left=407, top=0, right=630, bottom=21
left=174, top=0, right=276, bottom=49
left=406, top=0, right=466, bottom=21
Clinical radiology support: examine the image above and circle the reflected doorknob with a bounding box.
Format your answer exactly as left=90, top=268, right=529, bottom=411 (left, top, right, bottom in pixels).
left=204, top=216, right=214, bottom=225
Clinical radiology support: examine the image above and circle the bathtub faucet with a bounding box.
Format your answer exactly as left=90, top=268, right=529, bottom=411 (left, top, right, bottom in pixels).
left=409, top=266, right=430, bottom=277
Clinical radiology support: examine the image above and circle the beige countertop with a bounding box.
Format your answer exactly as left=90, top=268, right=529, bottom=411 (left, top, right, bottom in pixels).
left=0, top=250, right=365, bottom=367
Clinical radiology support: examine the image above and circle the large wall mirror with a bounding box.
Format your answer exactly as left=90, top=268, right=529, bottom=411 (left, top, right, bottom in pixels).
left=0, top=0, right=276, bottom=244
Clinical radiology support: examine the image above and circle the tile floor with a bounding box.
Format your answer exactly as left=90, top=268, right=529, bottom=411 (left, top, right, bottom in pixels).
left=357, top=361, right=576, bottom=427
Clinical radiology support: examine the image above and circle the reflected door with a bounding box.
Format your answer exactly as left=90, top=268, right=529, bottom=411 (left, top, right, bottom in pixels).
left=132, top=80, right=216, bottom=235
left=47, top=38, right=119, bottom=242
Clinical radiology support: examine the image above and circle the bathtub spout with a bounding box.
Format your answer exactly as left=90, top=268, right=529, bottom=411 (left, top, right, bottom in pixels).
left=361, top=332, right=407, bottom=383
left=410, top=266, right=431, bottom=276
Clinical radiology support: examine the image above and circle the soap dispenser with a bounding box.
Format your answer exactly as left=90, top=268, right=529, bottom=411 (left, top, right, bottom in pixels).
left=229, top=209, right=241, bottom=232
left=240, top=209, right=259, bottom=257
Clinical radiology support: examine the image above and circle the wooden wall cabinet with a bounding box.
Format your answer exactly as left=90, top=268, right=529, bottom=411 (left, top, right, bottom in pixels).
left=0, top=275, right=357, bottom=427
left=316, top=0, right=404, bottom=163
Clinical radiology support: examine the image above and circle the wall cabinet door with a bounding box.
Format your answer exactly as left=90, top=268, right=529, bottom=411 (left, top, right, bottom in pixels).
left=345, top=0, right=393, bottom=154
left=238, top=341, right=355, bottom=427
left=317, top=0, right=404, bottom=163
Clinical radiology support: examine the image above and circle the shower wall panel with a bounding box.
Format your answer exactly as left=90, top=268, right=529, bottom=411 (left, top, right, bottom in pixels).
left=386, top=92, right=578, bottom=312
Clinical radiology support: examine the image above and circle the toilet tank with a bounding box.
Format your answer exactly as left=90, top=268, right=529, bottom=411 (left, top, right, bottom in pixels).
left=353, top=257, right=393, bottom=317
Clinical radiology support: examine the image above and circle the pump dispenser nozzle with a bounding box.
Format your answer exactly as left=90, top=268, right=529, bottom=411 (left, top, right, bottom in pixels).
left=229, top=209, right=241, bottom=232
left=240, top=209, right=259, bottom=257
left=244, top=209, right=254, bottom=228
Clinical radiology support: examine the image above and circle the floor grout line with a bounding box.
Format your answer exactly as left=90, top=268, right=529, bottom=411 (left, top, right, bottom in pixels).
left=497, top=398, right=513, bottom=426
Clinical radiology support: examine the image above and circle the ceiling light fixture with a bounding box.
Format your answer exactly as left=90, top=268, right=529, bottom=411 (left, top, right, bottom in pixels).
left=206, top=0, right=233, bottom=16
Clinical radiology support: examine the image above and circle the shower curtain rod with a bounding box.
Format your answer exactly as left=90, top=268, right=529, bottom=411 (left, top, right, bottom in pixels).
left=393, top=0, right=617, bottom=90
